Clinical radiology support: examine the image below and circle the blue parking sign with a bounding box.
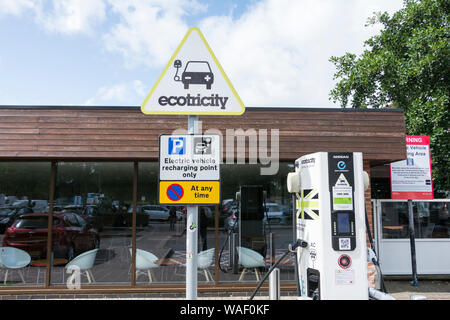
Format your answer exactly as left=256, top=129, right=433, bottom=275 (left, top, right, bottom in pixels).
left=168, top=137, right=186, bottom=155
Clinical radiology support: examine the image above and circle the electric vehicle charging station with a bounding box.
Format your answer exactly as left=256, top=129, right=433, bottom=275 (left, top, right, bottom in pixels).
left=287, top=152, right=369, bottom=300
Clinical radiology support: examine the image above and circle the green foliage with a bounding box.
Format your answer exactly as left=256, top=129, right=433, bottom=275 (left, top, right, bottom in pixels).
left=329, top=0, right=450, bottom=196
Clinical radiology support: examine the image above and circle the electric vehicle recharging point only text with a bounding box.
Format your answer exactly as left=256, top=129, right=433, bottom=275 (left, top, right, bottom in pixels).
left=288, top=152, right=369, bottom=300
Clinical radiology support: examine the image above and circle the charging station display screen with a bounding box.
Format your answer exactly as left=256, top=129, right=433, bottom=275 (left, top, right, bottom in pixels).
left=337, top=213, right=350, bottom=233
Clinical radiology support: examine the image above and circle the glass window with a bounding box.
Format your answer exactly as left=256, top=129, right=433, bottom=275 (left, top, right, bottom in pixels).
left=0, top=162, right=51, bottom=287
left=137, top=162, right=295, bottom=285
left=381, top=201, right=450, bottom=239
left=137, top=162, right=187, bottom=284
left=218, top=163, right=295, bottom=283
left=381, top=202, right=410, bottom=239
left=136, top=162, right=298, bottom=285
left=51, top=162, right=133, bottom=286
left=418, top=201, right=449, bottom=238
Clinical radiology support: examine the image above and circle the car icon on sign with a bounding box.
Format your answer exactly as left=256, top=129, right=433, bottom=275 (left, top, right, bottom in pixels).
left=193, top=137, right=212, bottom=154
left=195, top=142, right=208, bottom=154
left=174, top=60, right=214, bottom=90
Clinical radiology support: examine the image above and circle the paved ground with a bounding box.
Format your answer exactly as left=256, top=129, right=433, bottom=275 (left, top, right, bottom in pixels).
left=383, top=279, right=450, bottom=300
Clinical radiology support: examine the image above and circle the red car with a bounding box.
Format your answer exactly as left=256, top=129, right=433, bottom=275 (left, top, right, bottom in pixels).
left=2, top=212, right=99, bottom=261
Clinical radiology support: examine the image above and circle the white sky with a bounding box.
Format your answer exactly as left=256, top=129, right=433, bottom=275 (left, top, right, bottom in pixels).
left=0, top=0, right=404, bottom=107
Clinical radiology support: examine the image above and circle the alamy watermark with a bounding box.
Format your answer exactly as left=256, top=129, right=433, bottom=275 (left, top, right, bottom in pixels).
left=171, top=120, right=279, bottom=175
left=66, top=265, right=81, bottom=290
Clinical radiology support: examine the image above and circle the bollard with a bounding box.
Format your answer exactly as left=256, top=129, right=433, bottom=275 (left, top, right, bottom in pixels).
left=269, top=268, right=280, bottom=300
left=269, top=232, right=275, bottom=267
left=231, top=232, right=238, bottom=274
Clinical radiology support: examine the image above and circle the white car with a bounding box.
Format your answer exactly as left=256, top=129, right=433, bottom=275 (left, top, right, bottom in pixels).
left=263, top=203, right=285, bottom=225
left=132, top=205, right=182, bottom=222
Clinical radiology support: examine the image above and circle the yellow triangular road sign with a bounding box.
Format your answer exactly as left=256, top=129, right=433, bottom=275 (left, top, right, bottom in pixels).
left=141, top=27, right=245, bottom=115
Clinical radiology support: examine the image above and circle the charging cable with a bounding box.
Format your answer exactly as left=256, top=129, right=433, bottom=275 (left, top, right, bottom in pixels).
left=249, top=239, right=307, bottom=300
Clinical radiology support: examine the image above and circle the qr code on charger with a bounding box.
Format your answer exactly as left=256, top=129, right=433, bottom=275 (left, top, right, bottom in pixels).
left=339, top=238, right=351, bottom=250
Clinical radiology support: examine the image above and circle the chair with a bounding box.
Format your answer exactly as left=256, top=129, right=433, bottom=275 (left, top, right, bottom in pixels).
left=130, top=248, right=159, bottom=283
left=198, top=248, right=215, bottom=282
left=65, top=249, right=98, bottom=284
left=0, top=247, right=31, bottom=284
left=236, top=246, right=266, bottom=281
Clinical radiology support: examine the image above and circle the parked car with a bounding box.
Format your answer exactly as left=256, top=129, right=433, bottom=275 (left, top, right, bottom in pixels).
left=120, top=205, right=149, bottom=227
left=11, top=200, right=29, bottom=208
left=129, top=205, right=182, bottom=223
left=79, top=205, right=104, bottom=232
left=263, top=203, right=286, bottom=225
left=62, top=205, right=84, bottom=215
left=0, top=207, right=34, bottom=233
left=2, top=212, right=99, bottom=261
left=146, top=205, right=182, bottom=222
left=30, top=200, right=49, bottom=212
left=43, top=205, right=64, bottom=213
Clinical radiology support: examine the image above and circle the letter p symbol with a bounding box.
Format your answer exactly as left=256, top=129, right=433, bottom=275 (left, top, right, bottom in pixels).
left=169, top=137, right=186, bottom=155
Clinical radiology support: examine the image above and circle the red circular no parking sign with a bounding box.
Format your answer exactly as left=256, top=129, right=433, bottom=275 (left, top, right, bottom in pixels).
left=166, top=184, right=184, bottom=201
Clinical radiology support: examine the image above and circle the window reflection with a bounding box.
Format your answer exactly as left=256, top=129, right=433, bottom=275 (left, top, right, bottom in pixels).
left=136, top=163, right=188, bottom=284
left=0, top=160, right=333, bottom=288
left=381, top=201, right=450, bottom=239
left=218, top=164, right=295, bottom=283
left=51, top=162, right=133, bottom=286
left=0, top=162, right=50, bottom=287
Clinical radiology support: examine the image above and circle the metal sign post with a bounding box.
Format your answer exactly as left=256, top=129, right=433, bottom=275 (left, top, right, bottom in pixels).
left=141, top=27, right=245, bottom=301
left=186, top=114, right=199, bottom=300
left=408, top=199, right=419, bottom=287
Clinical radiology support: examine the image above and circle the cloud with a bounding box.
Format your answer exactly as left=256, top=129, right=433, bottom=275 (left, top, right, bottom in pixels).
left=103, top=0, right=207, bottom=68
left=35, top=0, right=107, bottom=35
left=0, top=0, right=106, bottom=35
left=84, top=80, right=147, bottom=105
left=197, top=0, right=404, bottom=107
left=0, top=0, right=36, bottom=16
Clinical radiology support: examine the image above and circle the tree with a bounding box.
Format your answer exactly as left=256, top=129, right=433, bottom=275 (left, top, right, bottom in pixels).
left=329, top=0, right=449, bottom=196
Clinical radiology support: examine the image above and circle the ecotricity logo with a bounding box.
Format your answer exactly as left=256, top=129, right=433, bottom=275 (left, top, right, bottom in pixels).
left=300, top=157, right=316, bottom=169
left=156, top=59, right=229, bottom=110
left=158, top=94, right=228, bottom=109
left=301, top=158, right=315, bottom=165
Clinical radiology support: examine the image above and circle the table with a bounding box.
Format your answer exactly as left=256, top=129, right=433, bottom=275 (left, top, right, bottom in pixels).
left=30, top=258, right=68, bottom=267
left=155, top=258, right=185, bottom=282
left=31, top=258, right=68, bottom=284
left=155, top=257, right=185, bottom=266
left=383, top=226, right=403, bottom=230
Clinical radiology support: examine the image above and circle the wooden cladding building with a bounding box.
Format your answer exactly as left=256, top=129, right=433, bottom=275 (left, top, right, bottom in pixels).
left=0, top=105, right=406, bottom=295
left=0, top=106, right=406, bottom=163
